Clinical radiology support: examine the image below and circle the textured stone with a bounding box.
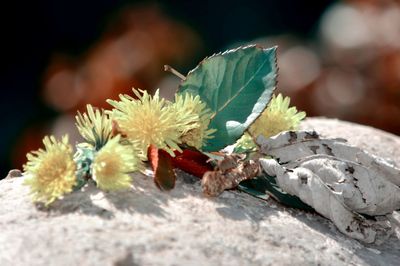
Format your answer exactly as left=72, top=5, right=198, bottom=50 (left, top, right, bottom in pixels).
left=1, top=118, right=399, bottom=266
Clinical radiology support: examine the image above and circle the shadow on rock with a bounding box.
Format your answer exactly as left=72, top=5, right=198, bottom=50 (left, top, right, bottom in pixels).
left=213, top=190, right=278, bottom=225
left=42, top=182, right=115, bottom=219
left=42, top=171, right=208, bottom=219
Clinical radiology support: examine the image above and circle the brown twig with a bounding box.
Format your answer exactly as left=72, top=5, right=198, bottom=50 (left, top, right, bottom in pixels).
left=164, top=65, right=186, bottom=80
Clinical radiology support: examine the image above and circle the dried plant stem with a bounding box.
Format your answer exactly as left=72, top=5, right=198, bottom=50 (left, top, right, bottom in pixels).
left=164, top=65, right=186, bottom=80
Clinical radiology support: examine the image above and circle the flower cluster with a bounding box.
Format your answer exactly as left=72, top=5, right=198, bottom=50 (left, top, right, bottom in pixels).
left=108, top=89, right=198, bottom=156
left=23, top=90, right=304, bottom=205
left=23, top=89, right=215, bottom=205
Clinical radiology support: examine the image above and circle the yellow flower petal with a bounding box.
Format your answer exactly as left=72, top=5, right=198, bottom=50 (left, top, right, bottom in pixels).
left=23, top=135, right=77, bottom=206
left=234, top=132, right=257, bottom=152
left=92, top=135, right=143, bottom=191
left=75, top=104, right=112, bottom=149
left=173, top=93, right=216, bottom=149
left=107, top=89, right=196, bottom=156
left=249, top=93, right=306, bottom=139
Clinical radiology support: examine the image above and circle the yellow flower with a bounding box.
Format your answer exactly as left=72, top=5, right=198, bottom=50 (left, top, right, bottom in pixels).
left=234, top=133, right=257, bottom=153
left=75, top=104, right=112, bottom=149
left=173, top=93, right=216, bottom=149
left=249, top=94, right=306, bottom=139
left=107, top=89, right=195, bottom=156
left=92, top=135, right=142, bottom=191
left=23, top=135, right=77, bottom=206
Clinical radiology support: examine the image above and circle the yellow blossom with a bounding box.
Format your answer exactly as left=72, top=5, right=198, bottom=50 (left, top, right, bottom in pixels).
left=173, top=93, right=216, bottom=149
left=23, top=135, right=77, bottom=206
left=234, top=133, right=257, bottom=153
left=75, top=104, right=112, bottom=149
left=92, top=135, right=142, bottom=191
left=107, top=89, right=195, bottom=156
left=249, top=93, right=306, bottom=139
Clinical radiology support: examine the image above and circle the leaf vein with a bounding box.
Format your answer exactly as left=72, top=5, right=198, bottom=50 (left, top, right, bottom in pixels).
left=212, top=53, right=270, bottom=119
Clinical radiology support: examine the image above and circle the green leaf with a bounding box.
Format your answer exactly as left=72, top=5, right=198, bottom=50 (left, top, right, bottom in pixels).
left=73, top=144, right=95, bottom=191
left=179, top=45, right=277, bottom=151
left=239, top=174, right=314, bottom=211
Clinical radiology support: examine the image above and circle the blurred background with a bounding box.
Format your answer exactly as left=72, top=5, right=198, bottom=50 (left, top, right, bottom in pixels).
left=2, top=0, right=400, bottom=178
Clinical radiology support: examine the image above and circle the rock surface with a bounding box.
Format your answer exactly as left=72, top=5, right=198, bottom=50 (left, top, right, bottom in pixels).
left=1, top=118, right=399, bottom=266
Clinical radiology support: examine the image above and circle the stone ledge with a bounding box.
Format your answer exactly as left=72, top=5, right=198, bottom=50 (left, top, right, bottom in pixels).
left=1, top=118, right=399, bottom=266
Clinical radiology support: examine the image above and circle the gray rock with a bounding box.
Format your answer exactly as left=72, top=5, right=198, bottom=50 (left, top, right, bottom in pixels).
left=1, top=118, right=399, bottom=266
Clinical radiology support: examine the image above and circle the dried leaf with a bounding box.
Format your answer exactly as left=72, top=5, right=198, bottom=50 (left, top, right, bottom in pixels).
left=148, top=145, right=176, bottom=190
left=257, top=130, right=400, bottom=243
left=202, top=154, right=260, bottom=196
